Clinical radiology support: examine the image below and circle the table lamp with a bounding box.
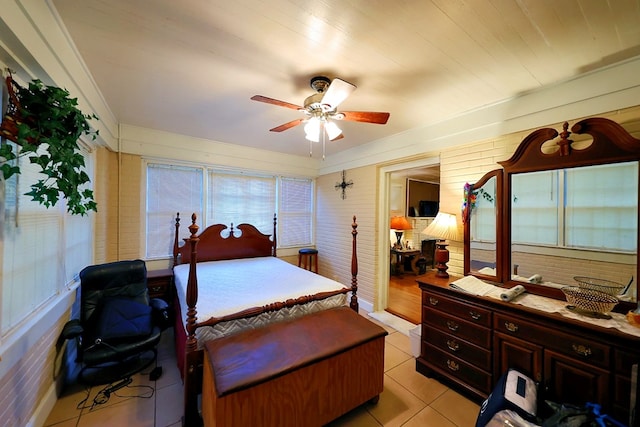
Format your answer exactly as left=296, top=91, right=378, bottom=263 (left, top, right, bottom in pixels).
left=390, top=216, right=412, bottom=248
left=421, top=212, right=460, bottom=278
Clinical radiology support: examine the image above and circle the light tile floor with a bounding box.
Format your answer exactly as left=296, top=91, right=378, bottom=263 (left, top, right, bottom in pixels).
left=44, top=313, right=480, bottom=426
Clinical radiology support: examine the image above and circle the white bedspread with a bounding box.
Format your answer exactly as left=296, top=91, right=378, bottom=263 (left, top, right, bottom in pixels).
left=173, top=256, right=348, bottom=343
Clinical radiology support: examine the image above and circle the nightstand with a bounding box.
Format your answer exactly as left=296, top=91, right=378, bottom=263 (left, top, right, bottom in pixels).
left=147, top=268, right=174, bottom=304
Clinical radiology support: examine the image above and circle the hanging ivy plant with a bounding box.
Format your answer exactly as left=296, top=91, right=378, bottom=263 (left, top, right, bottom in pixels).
left=0, top=75, right=98, bottom=215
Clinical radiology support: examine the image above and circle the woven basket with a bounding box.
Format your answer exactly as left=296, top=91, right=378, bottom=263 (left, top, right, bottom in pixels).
left=573, top=276, right=625, bottom=297
left=0, top=75, right=39, bottom=145
left=562, top=286, right=618, bottom=314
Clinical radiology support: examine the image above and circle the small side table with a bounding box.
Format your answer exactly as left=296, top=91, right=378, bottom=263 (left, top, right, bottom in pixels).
left=147, top=268, right=175, bottom=305
left=390, top=248, right=421, bottom=275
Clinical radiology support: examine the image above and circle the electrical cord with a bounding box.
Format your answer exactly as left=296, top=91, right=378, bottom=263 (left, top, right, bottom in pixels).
left=75, top=376, right=155, bottom=411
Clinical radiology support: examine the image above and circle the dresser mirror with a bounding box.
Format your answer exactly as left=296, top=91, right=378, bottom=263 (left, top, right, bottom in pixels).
left=465, top=117, right=640, bottom=305
left=463, top=169, right=503, bottom=282
left=509, top=162, right=637, bottom=300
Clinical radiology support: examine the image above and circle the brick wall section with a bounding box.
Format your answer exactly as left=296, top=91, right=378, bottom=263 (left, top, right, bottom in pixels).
left=94, top=147, right=119, bottom=263
left=316, top=166, right=377, bottom=306
left=0, top=315, right=67, bottom=426
left=117, top=154, right=143, bottom=260
left=512, top=251, right=635, bottom=289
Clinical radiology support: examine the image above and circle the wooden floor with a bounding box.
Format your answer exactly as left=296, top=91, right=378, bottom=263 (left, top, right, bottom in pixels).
left=386, top=271, right=425, bottom=325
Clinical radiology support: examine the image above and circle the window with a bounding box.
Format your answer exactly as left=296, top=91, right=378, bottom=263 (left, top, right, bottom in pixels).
left=145, top=163, right=314, bottom=258
left=208, top=170, right=276, bottom=234
left=146, top=164, right=203, bottom=259
left=279, top=177, right=314, bottom=246
left=1, top=139, right=94, bottom=336
left=512, top=162, right=638, bottom=253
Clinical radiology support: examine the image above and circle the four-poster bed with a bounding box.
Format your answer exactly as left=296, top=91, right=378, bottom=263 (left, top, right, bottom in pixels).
left=171, top=213, right=361, bottom=425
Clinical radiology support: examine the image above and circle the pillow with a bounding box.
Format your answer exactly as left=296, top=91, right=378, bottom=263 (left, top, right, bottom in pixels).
left=95, top=297, right=153, bottom=343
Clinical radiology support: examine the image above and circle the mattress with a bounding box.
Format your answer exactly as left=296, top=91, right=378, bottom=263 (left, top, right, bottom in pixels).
left=173, top=256, right=348, bottom=344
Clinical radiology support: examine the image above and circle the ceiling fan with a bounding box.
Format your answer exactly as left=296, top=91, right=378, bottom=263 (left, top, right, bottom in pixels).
left=251, top=76, right=390, bottom=145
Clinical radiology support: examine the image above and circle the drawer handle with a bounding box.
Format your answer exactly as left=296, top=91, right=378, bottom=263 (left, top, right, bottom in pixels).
left=446, top=320, right=459, bottom=332
left=469, top=311, right=481, bottom=320
left=446, top=339, right=460, bottom=352
left=505, top=322, right=519, bottom=332
left=446, top=359, right=460, bottom=371
left=151, top=286, right=163, bottom=292
left=572, top=344, right=592, bottom=357
left=429, top=297, right=439, bottom=306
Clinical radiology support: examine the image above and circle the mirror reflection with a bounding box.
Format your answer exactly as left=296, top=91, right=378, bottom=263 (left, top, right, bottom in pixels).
left=468, top=176, right=498, bottom=278
left=510, top=161, right=638, bottom=301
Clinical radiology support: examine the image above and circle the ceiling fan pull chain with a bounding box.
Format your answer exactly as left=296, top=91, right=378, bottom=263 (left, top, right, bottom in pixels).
left=322, top=122, right=326, bottom=160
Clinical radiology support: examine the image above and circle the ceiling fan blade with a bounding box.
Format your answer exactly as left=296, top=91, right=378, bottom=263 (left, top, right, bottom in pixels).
left=330, top=133, right=344, bottom=142
left=251, top=95, right=302, bottom=110
left=321, top=78, right=356, bottom=109
left=270, top=118, right=304, bottom=132
left=340, top=111, right=390, bottom=124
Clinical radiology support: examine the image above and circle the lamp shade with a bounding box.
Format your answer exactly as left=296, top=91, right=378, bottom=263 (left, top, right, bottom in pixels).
left=421, top=212, right=460, bottom=241
left=390, top=216, right=412, bottom=230
left=304, top=118, right=321, bottom=142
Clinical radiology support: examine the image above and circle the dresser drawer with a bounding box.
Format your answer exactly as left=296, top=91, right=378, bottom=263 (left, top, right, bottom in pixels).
left=423, top=327, right=491, bottom=370
left=494, top=313, right=610, bottom=369
left=423, top=343, right=493, bottom=395
left=424, top=307, right=491, bottom=348
left=423, top=291, right=491, bottom=327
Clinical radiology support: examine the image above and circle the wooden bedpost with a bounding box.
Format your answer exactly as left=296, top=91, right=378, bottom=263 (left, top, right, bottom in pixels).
left=272, top=213, right=277, bottom=257
left=172, top=213, right=181, bottom=267
left=184, top=213, right=201, bottom=427
left=350, top=215, right=359, bottom=312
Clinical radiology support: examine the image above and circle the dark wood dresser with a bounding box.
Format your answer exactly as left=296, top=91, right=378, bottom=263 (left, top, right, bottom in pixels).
left=417, top=271, right=640, bottom=424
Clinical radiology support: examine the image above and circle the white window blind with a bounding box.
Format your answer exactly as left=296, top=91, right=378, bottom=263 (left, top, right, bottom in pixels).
left=146, top=163, right=203, bottom=258
left=208, top=170, right=275, bottom=235
left=279, top=177, right=313, bottom=247
left=64, top=146, right=94, bottom=284
left=512, top=170, right=559, bottom=246
left=565, top=162, right=637, bottom=251
left=1, top=141, right=95, bottom=335
left=145, top=163, right=315, bottom=257
left=2, top=144, right=58, bottom=333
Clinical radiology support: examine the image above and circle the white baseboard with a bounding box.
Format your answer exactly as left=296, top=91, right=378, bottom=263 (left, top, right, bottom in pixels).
left=27, top=382, right=58, bottom=427
left=358, top=298, right=373, bottom=313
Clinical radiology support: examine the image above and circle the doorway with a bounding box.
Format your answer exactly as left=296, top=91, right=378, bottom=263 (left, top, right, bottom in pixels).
left=377, top=158, right=440, bottom=324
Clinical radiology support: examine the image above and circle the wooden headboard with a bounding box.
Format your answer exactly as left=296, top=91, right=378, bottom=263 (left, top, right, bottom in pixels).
left=172, top=213, right=277, bottom=265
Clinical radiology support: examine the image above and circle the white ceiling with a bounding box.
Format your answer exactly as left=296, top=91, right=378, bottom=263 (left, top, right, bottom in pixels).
left=51, top=0, right=640, bottom=158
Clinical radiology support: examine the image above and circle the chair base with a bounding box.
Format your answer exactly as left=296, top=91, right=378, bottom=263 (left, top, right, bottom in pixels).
left=78, top=349, right=157, bottom=386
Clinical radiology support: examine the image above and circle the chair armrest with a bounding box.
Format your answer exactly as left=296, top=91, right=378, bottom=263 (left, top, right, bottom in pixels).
left=61, top=319, right=83, bottom=340
left=150, top=298, right=170, bottom=330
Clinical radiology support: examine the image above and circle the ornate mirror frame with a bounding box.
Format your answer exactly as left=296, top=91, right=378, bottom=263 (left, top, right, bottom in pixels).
left=464, top=117, right=640, bottom=308
left=463, top=169, right=504, bottom=283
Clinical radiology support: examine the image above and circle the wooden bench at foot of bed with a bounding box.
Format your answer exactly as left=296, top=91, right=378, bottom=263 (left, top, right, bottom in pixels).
left=202, top=306, right=388, bottom=427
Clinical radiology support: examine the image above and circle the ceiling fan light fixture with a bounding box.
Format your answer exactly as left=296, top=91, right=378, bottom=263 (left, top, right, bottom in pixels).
left=304, top=118, right=321, bottom=142
left=251, top=75, right=390, bottom=156
left=325, top=120, right=342, bottom=140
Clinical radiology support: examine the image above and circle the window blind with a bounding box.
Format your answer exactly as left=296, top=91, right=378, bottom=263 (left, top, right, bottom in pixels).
left=146, top=163, right=203, bottom=258
left=208, top=170, right=275, bottom=235
left=279, top=177, right=313, bottom=247
left=2, top=143, right=65, bottom=334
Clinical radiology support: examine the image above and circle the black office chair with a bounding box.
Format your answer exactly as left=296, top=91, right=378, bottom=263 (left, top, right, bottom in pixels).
left=61, top=259, right=169, bottom=385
